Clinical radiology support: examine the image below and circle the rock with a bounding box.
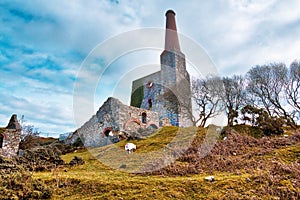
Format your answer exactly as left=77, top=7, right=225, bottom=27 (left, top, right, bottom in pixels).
left=69, top=156, right=84, bottom=166
left=120, top=164, right=126, bottom=169
left=205, top=176, right=214, bottom=182
left=6, top=114, right=22, bottom=130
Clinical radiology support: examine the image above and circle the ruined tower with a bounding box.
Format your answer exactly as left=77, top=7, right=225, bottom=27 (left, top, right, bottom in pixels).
left=131, top=10, right=193, bottom=127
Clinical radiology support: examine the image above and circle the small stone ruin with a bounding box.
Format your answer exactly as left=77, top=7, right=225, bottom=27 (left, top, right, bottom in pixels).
left=0, top=114, right=22, bottom=158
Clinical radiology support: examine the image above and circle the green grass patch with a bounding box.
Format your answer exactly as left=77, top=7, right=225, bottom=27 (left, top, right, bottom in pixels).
left=273, top=145, right=300, bottom=163
left=230, top=124, right=264, bottom=138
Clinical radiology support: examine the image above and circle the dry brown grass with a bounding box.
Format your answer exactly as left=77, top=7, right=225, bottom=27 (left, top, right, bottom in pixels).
left=27, top=126, right=300, bottom=199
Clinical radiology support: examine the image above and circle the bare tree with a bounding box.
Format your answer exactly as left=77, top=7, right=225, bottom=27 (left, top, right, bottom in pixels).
left=246, top=63, right=297, bottom=128
left=192, top=76, right=224, bottom=127
left=286, top=60, right=300, bottom=115
left=19, top=124, right=40, bottom=150
left=222, top=75, right=246, bottom=126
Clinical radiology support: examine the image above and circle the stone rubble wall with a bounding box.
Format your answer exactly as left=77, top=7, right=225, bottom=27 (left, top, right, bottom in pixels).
left=72, top=97, right=159, bottom=147
left=0, top=129, right=21, bottom=158
left=0, top=114, right=22, bottom=158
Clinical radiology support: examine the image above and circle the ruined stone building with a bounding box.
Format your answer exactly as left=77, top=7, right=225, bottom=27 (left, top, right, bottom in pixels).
left=0, top=114, right=21, bottom=158
left=69, top=10, right=193, bottom=147
left=130, top=10, right=193, bottom=127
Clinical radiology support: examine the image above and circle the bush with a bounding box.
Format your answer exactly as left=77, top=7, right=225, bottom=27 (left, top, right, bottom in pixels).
left=224, top=124, right=263, bottom=138
left=19, top=125, right=40, bottom=150
left=241, top=105, right=284, bottom=135
left=0, top=157, right=53, bottom=199
left=17, top=146, right=64, bottom=171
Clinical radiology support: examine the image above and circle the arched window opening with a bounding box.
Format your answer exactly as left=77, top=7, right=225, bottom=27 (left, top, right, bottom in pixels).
left=146, top=81, right=153, bottom=88
left=148, top=99, right=152, bottom=110
left=142, top=112, right=147, bottom=124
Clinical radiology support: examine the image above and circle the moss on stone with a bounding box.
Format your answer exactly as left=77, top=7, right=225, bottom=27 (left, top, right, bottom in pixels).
left=130, top=85, right=144, bottom=108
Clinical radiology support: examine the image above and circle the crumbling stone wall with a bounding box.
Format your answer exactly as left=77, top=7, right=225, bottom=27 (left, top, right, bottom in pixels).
left=0, top=114, right=21, bottom=158
left=69, top=97, right=159, bottom=147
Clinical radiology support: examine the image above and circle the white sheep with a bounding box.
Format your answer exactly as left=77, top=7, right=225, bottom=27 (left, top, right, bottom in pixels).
left=125, top=143, right=136, bottom=154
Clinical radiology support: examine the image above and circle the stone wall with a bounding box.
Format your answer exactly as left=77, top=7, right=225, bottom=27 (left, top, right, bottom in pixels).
left=130, top=66, right=181, bottom=126
left=72, top=97, right=159, bottom=147
left=131, top=71, right=161, bottom=108
left=0, top=114, right=21, bottom=158
left=130, top=49, right=193, bottom=127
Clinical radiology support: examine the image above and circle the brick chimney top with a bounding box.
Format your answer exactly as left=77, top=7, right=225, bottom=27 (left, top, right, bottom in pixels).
left=165, top=10, right=176, bottom=16
left=164, top=9, right=180, bottom=51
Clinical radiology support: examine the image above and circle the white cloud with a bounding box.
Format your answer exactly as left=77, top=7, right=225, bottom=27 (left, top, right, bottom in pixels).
left=1, top=0, right=300, bottom=135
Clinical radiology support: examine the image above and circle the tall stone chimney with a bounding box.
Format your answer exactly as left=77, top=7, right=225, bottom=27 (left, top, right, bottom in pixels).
left=164, top=10, right=180, bottom=52
left=160, top=9, right=193, bottom=127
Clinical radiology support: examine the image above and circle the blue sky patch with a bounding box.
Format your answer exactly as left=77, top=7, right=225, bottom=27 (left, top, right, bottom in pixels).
left=0, top=0, right=299, bottom=136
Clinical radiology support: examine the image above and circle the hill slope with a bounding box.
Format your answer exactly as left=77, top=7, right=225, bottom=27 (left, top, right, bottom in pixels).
left=33, top=126, right=300, bottom=199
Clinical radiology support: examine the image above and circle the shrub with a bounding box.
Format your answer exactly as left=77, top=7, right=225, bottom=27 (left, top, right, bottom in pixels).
left=241, top=105, right=284, bottom=135
left=0, top=157, right=53, bottom=199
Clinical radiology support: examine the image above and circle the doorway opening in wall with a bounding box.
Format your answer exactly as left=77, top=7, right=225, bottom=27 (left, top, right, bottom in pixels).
left=104, top=129, right=113, bottom=137
left=0, top=134, right=3, bottom=148
left=142, top=112, right=147, bottom=124
left=148, top=98, right=152, bottom=110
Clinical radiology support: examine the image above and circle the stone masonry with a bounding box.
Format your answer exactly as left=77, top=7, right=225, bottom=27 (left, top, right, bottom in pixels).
left=0, top=114, right=22, bottom=158
left=67, top=97, right=158, bottom=147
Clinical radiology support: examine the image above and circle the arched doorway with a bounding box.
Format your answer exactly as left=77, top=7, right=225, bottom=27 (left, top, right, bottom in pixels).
left=103, top=127, right=113, bottom=137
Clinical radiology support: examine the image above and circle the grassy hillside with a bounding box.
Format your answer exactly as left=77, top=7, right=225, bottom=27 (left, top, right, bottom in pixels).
left=33, top=126, right=300, bottom=199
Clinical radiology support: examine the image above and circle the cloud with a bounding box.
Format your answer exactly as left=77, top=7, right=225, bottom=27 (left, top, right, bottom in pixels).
left=1, top=0, right=300, bottom=136
left=0, top=92, right=75, bottom=133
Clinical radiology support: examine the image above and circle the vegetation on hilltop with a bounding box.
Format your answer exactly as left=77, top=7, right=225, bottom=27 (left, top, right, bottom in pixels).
left=26, top=126, right=300, bottom=199
left=182, top=62, right=300, bottom=128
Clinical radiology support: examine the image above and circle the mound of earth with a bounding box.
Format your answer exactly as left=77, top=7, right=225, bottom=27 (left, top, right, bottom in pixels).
left=143, top=128, right=300, bottom=198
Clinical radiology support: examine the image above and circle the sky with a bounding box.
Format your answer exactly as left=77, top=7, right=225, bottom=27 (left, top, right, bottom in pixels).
left=0, top=0, right=300, bottom=137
